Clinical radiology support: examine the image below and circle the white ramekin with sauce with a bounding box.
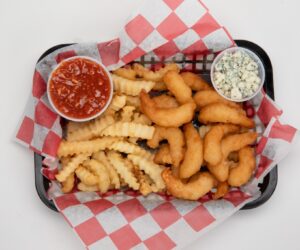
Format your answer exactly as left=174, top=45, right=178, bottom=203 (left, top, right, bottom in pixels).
left=211, top=47, right=265, bottom=102
left=47, top=56, right=113, bottom=122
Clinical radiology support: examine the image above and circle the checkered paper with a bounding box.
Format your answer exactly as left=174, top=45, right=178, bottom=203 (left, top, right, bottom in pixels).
left=45, top=91, right=297, bottom=249
left=15, top=0, right=298, bottom=249
left=52, top=190, right=256, bottom=250
left=15, top=1, right=234, bottom=157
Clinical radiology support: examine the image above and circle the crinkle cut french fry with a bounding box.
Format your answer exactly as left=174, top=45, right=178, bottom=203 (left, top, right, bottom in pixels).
left=92, top=151, right=120, bottom=189
left=60, top=157, right=71, bottom=167
left=109, top=95, right=127, bottom=111
left=112, top=74, right=155, bottom=96
left=67, top=115, right=115, bottom=142
left=125, top=96, right=140, bottom=108
left=103, top=95, right=127, bottom=116
left=57, top=137, right=118, bottom=157
left=127, top=137, right=139, bottom=144
left=132, top=113, right=152, bottom=125
left=139, top=176, right=152, bottom=196
left=75, top=166, right=99, bottom=186
left=67, top=120, right=91, bottom=134
left=103, top=108, right=116, bottom=117
left=137, top=171, right=158, bottom=196
left=61, top=173, right=75, bottom=193
left=107, top=151, right=140, bottom=190
left=120, top=177, right=128, bottom=188
left=108, top=140, right=153, bottom=160
left=123, top=157, right=140, bottom=175
left=55, top=153, right=90, bottom=182
left=120, top=106, right=135, bottom=122
left=143, top=174, right=158, bottom=192
left=101, top=122, right=155, bottom=139
left=77, top=182, right=99, bottom=192
left=128, top=154, right=165, bottom=190
left=84, top=159, right=110, bottom=193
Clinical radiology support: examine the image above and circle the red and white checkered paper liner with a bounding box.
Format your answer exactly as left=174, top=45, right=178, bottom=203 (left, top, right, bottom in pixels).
left=15, top=0, right=298, bottom=249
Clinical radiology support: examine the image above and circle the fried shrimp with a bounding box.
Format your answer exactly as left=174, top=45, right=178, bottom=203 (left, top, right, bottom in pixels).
left=163, top=71, right=193, bottom=104
left=221, top=132, right=258, bottom=156
left=179, top=123, right=203, bottom=179
left=133, top=63, right=179, bottom=82
left=193, top=90, right=241, bottom=109
left=113, top=67, right=137, bottom=80
left=154, top=144, right=173, bottom=165
left=180, top=72, right=211, bottom=91
left=161, top=169, right=216, bottom=200
left=152, top=82, right=167, bottom=91
left=198, top=103, right=255, bottom=128
left=152, top=95, right=179, bottom=109
left=228, top=147, right=256, bottom=187
left=207, top=161, right=234, bottom=183
left=208, top=132, right=258, bottom=181
left=204, top=124, right=239, bottom=166
left=140, top=90, right=196, bottom=127
left=147, top=126, right=185, bottom=167
left=213, top=181, right=229, bottom=200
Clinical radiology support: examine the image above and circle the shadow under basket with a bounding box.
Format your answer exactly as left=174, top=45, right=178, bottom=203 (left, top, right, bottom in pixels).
left=34, top=40, right=278, bottom=212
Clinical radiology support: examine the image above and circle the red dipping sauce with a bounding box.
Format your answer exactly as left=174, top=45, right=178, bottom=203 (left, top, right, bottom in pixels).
left=48, top=57, right=112, bottom=121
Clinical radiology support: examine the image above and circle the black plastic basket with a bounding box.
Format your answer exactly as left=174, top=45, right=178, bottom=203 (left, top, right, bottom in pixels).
left=34, top=40, right=277, bottom=212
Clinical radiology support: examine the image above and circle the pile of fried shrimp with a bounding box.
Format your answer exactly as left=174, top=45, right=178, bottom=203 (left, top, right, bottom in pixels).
left=55, top=63, right=258, bottom=200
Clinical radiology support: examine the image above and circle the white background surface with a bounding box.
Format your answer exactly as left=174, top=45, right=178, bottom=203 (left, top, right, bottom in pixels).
left=1, top=0, right=299, bottom=249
